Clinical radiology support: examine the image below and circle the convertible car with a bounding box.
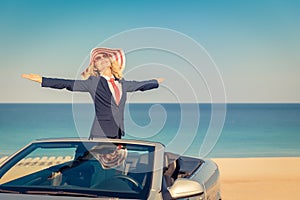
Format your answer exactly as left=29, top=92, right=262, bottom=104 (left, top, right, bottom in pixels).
left=0, top=138, right=221, bottom=199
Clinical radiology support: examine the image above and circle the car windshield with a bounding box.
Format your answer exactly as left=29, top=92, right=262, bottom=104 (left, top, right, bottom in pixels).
left=0, top=141, right=155, bottom=199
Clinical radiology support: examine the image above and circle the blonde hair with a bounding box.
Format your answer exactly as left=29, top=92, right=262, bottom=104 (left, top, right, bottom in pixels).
left=110, top=60, right=123, bottom=79
left=81, top=58, right=123, bottom=80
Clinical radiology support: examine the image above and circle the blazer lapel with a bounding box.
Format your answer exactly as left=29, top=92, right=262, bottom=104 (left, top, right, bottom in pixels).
left=99, top=77, right=113, bottom=97
left=117, top=79, right=124, bottom=104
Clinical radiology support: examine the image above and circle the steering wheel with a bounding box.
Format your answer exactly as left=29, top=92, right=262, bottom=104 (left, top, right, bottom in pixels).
left=114, top=175, right=143, bottom=191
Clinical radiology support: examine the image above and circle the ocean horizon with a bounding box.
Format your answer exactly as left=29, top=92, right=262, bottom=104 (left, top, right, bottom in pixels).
left=0, top=103, right=299, bottom=158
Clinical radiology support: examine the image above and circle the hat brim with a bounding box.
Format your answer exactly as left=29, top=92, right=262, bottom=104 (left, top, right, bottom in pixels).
left=81, top=47, right=126, bottom=78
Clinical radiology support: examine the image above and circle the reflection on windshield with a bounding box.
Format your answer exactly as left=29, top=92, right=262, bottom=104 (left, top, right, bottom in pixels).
left=0, top=142, right=154, bottom=199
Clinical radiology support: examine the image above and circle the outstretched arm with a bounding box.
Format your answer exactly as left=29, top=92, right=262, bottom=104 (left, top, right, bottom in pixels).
left=22, top=74, right=42, bottom=83
left=22, top=73, right=93, bottom=92
left=125, top=78, right=164, bottom=92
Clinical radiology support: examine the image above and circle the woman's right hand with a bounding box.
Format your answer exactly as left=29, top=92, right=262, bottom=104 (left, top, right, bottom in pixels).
left=22, top=74, right=42, bottom=83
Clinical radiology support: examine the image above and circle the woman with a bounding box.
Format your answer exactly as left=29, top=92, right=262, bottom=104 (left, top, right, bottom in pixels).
left=22, top=48, right=163, bottom=139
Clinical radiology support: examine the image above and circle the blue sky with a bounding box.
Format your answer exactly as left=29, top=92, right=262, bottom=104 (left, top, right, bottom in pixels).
left=0, top=0, right=299, bottom=103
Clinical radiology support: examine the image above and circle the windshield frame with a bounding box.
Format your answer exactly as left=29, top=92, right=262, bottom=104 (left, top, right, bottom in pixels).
left=0, top=140, right=157, bottom=199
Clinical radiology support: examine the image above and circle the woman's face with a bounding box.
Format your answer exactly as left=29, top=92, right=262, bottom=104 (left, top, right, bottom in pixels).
left=93, top=53, right=111, bottom=72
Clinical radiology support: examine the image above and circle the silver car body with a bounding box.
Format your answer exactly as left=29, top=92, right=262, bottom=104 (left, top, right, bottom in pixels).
left=0, top=138, right=221, bottom=200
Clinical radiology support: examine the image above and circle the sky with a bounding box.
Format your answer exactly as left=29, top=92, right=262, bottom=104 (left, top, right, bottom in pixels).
left=0, top=0, right=299, bottom=103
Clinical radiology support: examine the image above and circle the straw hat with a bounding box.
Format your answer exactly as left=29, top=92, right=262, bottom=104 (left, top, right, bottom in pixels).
left=81, top=47, right=126, bottom=78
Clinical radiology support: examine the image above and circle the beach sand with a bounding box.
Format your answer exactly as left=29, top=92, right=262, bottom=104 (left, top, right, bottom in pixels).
left=212, top=157, right=300, bottom=200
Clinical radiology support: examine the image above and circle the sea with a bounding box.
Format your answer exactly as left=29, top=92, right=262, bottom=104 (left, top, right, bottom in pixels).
left=0, top=103, right=299, bottom=158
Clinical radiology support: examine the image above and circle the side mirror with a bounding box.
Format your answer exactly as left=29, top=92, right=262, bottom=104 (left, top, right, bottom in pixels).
left=167, top=178, right=204, bottom=199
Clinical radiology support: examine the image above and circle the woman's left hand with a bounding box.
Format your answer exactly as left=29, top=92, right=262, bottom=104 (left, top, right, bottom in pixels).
left=155, top=78, right=165, bottom=84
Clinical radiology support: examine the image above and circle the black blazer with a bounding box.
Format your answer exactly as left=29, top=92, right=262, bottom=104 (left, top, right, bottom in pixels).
left=42, top=76, right=159, bottom=138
